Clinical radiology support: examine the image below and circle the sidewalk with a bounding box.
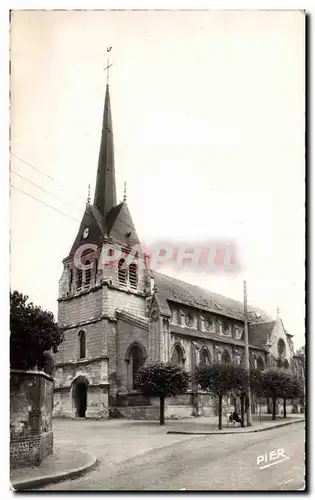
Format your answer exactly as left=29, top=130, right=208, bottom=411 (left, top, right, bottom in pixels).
left=165, top=414, right=305, bottom=435
left=10, top=446, right=96, bottom=491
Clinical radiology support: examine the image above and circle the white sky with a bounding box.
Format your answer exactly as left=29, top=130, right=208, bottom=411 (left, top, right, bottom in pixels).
left=10, top=10, right=305, bottom=348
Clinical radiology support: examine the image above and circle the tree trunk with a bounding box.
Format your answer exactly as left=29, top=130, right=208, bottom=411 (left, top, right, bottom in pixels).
left=267, top=398, right=272, bottom=414
left=160, top=395, right=165, bottom=425
left=240, top=393, right=245, bottom=427
left=272, top=397, right=277, bottom=420
left=283, top=398, right=287, bottom=418
left=218, top=395, right=223, bottom=430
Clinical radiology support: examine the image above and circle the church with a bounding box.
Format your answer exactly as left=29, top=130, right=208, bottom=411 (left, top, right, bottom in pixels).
left=53, top=79, right=296, bottom=420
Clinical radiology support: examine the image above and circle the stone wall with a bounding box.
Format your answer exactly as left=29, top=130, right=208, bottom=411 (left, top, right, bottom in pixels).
left=53, top=358, right=109, bottom=419
left=10, top=370, right=54, bottom=468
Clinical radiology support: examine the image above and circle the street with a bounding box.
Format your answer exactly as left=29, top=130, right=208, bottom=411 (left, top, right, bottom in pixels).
left=39, top=419, right=305, bottom=491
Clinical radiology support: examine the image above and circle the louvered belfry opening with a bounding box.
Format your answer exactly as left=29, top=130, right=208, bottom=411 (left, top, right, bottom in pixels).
left=129, top=263, right=138, bottom=289
left=118, top=258, right=127, bottom=286
left=85, top=260, right=92, bottom=287
left=76, top=268, right=83, bottom=290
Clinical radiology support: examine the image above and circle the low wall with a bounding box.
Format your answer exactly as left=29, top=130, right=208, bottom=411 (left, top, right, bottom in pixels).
left=10, top=370, right=54, bottom=468
left=116, top=391, right=217, bottom=420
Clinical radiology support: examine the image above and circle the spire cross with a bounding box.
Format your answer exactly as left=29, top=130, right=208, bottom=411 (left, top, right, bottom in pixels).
left=123, top=181, right=127, bottom=202
left=105, top=46, right=112, bottom=85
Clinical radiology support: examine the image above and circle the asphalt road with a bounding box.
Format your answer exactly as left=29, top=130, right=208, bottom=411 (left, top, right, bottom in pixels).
left=40, top=422, right=305, bottom=491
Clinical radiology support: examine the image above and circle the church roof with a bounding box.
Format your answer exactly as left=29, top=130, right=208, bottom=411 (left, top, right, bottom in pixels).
left=248, top=321, right=275, bottom=348
left=152, top=271, right=273, bottom=323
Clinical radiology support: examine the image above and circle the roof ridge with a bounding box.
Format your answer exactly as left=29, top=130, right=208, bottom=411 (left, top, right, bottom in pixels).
left=152, top=271, right=270, bottom=315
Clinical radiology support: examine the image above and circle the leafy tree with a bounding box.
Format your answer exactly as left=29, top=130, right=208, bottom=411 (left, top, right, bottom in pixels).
left=137, top=361, right=190, bottom=425
left=10, top=290, right=63, bottom=371
left=195, top=363, right=249, bottom=430
left=296, top=345, right=305, bottom=359
left=280, top=373, right=304, bottom=417
left=250, top=368, right=292, bottom=420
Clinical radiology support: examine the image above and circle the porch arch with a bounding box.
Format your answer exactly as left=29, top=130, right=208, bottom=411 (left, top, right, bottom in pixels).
left=125, top=342, right=147, bottom=390
left=71, top=375, right=89, bottom=418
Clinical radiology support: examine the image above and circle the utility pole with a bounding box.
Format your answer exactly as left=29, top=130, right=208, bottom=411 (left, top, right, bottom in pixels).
left=191, top=341, right=200, bottom=416
left=243, top=280, right=252, bottom=426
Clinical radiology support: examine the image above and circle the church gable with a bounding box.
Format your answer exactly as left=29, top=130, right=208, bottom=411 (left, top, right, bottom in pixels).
left=268, top=317, right=294, bottom=365
left=69, top=204, right=105, bottom=256
left=107, top=202, right=140, bottom=247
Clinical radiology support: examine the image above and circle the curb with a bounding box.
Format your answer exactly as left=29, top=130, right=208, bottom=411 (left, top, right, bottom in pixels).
left=167, top=418, right=305, bottom=436
left=11, top=451, right=97, bottom=491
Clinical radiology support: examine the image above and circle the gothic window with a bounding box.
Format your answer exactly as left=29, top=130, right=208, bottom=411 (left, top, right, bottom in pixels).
left=234, top=326, right=243, bottom=340
left=76, top=268, right=83, bottom=290
left=199, top=347, right=211, bottom=366
left=222, top=349, right=231, bottom=365
left=222, top=321, right=230, bottom=336
left=118, top=259, right=127, bottom=286
left=171, top=344, right=185, bottom=366
left=170, top=308, right=177, bottom=324
left=277, top=339, right=286, bottom=358
left=185, top=313, right=194, bottom=327
left=129, top=344, right=145, bottom=390
left=215, top=319, right=221, bottom=334
left=257, top=356, right=265, bottom=371
left=78, top=330, right=86, bottom=359
left=129, top=263, right=138, bottom=289
left=85, top=260, right=92, bottom=287
left=203, top=316, right=212, bottom=331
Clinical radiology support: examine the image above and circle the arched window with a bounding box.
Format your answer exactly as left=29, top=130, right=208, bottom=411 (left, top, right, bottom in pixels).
left=171, top=344, right=185, bottom=366
left=118, top=259, right=127, bottom=286
left=85, top=260, right=92, bottom=287
left=222, top=349, right=231, bottom=365
left=257, top=356, right=265, bottom=371
left=199, top=347, right=211, bottom=366
left=129, top=263, right=138, bottom=289
left=76, top=268, right=83, bottom=290
left=277, top=338, right=286, bottom=358
left=129, top=344, right=145, bottom=389
left=78, top=330, right=86, bottom=359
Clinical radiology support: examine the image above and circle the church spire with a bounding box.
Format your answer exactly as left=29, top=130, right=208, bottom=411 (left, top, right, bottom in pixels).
left=93, top=48, right=117, bottom=217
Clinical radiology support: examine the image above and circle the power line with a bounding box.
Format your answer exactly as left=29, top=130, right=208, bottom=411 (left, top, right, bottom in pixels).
left=11, top=170, right=83, bottom=214
left=11, top=184, right=151, bottom=259
left=10, top=153, right=138, bottom=232
left=11, top=180, right=138, bottom=234
left=10, top=184, right=80, bottom=223
left=10, top=152, right=87, bottom=199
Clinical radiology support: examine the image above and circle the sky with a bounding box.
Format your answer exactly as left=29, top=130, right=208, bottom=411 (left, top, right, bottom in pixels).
left=10, top=10, right=305, bottom=349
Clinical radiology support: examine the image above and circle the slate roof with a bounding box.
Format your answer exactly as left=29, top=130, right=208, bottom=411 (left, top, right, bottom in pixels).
left=248, top=321, right=275, bottom=349
left=171, top=324, right=263, bottom=350
left=152, top=271, right=273, bottom=323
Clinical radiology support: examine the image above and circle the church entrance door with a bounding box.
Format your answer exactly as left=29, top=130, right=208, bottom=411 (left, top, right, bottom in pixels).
left=74, top=381, right=87, bottom=418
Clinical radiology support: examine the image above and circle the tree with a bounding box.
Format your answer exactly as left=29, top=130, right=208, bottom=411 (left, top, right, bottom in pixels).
left=251, top=368, right=292, bottom=420
left=10, top=290, right=63, bottom=371
left=195, top=363, right=249, bottom=430
left=280, top=373, right=304, bottom=417
left=137, top=361, right=190, bottom=425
